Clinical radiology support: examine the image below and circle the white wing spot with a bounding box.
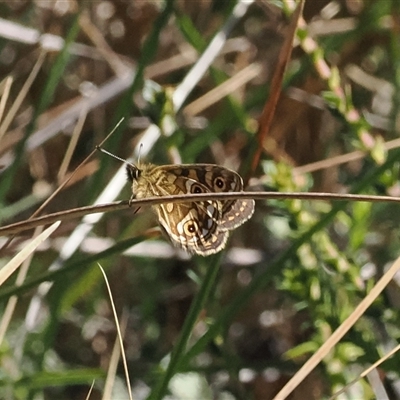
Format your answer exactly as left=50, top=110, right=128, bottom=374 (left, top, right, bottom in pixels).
left=207, top=204, right=215, bottom=216
left=185, top=180, right=193, bottom=192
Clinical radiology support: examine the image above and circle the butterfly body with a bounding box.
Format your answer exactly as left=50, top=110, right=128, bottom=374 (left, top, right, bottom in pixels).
left=127, top=163, right=254, bottom=256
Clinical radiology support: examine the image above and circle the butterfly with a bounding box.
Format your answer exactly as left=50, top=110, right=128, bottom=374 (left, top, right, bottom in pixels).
left=98, top=147, right=254, bottom=256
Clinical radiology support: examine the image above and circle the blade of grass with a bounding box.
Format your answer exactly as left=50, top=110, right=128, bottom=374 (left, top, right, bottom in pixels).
left=147, top=253, right=222, bottom=400
left=15, top=369, right=104, bottom=390
left=0, top=221, right=60, bottom=288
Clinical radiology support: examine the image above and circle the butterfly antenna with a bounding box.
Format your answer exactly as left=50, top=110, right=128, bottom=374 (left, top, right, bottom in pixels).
left=137, top=143, right=143, bottom=165
left=96, top=145, right=135, bottom=168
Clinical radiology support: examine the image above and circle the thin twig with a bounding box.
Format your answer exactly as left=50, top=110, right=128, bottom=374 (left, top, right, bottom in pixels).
left=1, top=190, right=400, bottom=236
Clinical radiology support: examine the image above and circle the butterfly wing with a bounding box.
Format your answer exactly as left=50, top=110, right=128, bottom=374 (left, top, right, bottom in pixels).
left=156, top=202, right=228, bottom=256
left=138, top=164, right=253, bottom=255
left=171, top=164, right=255, bottom=231
left=150, top=171, right=222, bottom=255
left=218, top=198, right=255, bottom=231
left=195, top=165, right=255, bottom=231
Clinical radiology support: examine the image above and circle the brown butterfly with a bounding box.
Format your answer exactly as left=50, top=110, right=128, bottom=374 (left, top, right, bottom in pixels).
left=98, top=147, right=254, bottom=256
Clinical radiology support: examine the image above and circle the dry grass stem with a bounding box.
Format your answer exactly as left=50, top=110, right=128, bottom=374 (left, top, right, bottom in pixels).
left=0, top=221, right=60, bottom=288
left=2, top=191, right=400, bottom=237
left=98, top=264, right=133, bottom=400
left=0, top=225, right=44, bottom=345
left=183, top=63, right=262, bottom=116
left=0, top=76, right=13, bottom=137
left=0, top=51, right=46, bottom=139
left=57, top=107, right=88, bottom=183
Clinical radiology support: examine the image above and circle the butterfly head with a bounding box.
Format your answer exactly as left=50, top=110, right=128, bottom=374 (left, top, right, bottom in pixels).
left=126, top=163, right=142, bottom=182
